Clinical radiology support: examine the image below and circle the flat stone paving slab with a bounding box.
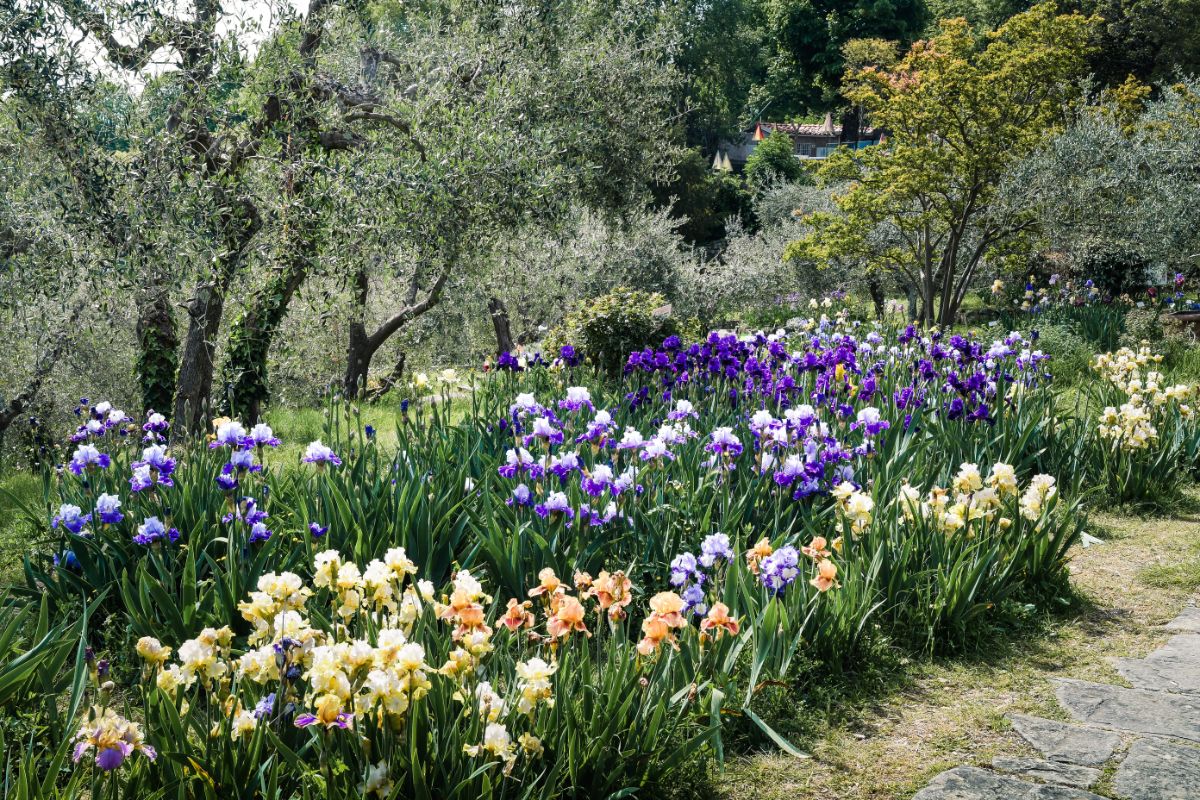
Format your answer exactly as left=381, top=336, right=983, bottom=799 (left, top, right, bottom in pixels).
left=991, top=756, right=1101, bottom=788
left=912, top=766, right=1108, bottom=800
left=1113, top=738, right=1200, bottom=800
left=1163, top=607, right=1200, bottom=633
left=1006, top=714, right=1121, bottom=765
left=1116, top=634, right=1200, bottom=694
left=1055, top=678, right=1200, bottom=743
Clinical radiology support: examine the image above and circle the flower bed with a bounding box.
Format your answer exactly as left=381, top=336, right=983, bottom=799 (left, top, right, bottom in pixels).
left=7, top=315, right=1200, bottom=798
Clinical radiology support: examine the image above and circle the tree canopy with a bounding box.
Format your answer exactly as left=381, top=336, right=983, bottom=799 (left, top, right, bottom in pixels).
left=786, top=3, right=1095, bottom=325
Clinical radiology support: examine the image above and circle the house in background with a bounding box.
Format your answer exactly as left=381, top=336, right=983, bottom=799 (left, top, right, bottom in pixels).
left=717, top=112, right=884, bottom=170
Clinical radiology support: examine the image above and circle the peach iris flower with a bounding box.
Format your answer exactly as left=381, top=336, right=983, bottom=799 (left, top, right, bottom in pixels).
left=700, top=602, right=740, bottom=638
left=801, top=536, right=831, bottom=560
left=528, top=568, right=564, bottom=599
left=499, top=599, right=535, bottom=631
left=746, top=537, right=774, bottom=574
left=588, top=570, right=634, bottom=620
left=546, top=596, right=590, bottom=639
left=637, top=614, right=673, bottom=655
left=810, top=559, right=840, bottom=592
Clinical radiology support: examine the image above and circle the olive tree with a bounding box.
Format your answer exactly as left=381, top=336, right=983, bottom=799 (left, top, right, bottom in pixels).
left=1003, top=78, right=1200, bottom=279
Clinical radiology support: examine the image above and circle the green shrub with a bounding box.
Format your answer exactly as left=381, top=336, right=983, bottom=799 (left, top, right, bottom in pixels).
left=1079, top=244, right=1151, bottom=296
left=1118, top=308, right=1198, bottom=368
left=547, top=287, right=699, bottom=372
left=1034, top=324, right=1092, bottom=384
left=744, top=132, right=807, bottom=188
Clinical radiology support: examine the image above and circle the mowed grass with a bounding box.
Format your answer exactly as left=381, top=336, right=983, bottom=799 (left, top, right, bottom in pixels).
left=262, top=393, right=472, bottom=463
left=715, top=503, right=1200, bottom=800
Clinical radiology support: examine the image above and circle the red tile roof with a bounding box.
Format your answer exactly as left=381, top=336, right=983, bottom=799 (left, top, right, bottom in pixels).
left=754, top=121, right=879, bottom=138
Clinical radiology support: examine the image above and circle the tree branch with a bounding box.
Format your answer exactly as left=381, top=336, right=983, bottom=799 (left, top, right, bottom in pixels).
left=343, top=111, right=427, bottom=160
left=365, top=259, right=454, bottom=352
left=57, top=0, right=188, bottom=70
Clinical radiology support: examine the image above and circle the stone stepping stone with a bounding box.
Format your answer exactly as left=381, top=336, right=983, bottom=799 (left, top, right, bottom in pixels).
left=1163, top=607, right=1200, bottom=634
left=1007, top=714, right=1121, bottom=765
left=1113, top=738, right=1200, bottom=799
left=991, top=756, right=1101, bottom=789
left=912, top=766, right=1108, bottom=799
left=1116, top=635, right=1200, bottom=694
left=1055, top=679, right=1200, bottom=743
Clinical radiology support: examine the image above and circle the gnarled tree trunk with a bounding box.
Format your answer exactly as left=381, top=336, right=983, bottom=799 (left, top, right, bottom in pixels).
left=173, top=283, right=224, bottom=436
left=488, top=296, right=515, bottom=355
left=343, top=256, right=454, bottom=398
left=135, top=283, right=179, bottom=415
left=222, top=257, right=309, bottom=423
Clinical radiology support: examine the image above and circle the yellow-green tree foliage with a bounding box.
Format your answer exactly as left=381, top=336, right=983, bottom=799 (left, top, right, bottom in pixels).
left=786, top=3, right=1095, bottom=325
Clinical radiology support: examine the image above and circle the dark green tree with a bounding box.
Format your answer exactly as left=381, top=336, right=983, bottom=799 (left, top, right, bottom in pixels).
left=759, top=0, right=928, bottom=119
left=1083, top=0, right=1200, bottom=86
left=651, top=148, right=754, bottom=244
left=673, top=0, right=769, bottom=150
left=744, top=131, right=807, bottom=186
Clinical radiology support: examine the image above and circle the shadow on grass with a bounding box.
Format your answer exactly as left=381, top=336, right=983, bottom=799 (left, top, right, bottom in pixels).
left=717, top=576, right=1132, bottom=779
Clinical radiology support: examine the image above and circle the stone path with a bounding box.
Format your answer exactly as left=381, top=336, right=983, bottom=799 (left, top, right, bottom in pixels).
left=912, top=604, right=1200, bottom=800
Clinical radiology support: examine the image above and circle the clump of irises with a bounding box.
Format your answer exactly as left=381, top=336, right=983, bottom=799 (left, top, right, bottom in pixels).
left=669, top=533, right=734, bottom=616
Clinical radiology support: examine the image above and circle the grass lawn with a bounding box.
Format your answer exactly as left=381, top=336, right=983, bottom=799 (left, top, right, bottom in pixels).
left=0, top=470, right=42, bottom=583
left=715, top=502, right=1200, bottom=799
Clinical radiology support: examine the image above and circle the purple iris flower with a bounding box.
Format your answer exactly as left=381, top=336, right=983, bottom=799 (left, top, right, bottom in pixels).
left=215, top=469, right=239, bottom=492
left=210, top=421, right=249, bottom=449
left=705, top=427, right=743, bottom=458
left=639, top=437, right=675, bottom=461
left=498, top=447, right=539, bottom=479
left=773, top=454, right=807, bottom=487
left=142, top=412, right=170, bottom=441
left=508, top=483, right=533, bottom=507
left=582, top=464, right=614, bottom=496
left=667, top=399, right=698, bottom=420
left=309, top=522, right=328, bottom=539
left=54, top=550, right=81, bottom=571
left=575, top=411, right=615, bottom=445
left=670, top=552, right=701, bottom=587
left=248, top=521, right=272, bottom=544
left=759, top=546, right=801, bottom=594
left=681, top=583, right=708, bottom=616
left=295, top=712, right=352, bottom=729
left=302, top=441, right=342, bottom=466
left=699, top=533, right=733, bottom=568
left=52, top=504, right=91, bottom=535
left=68, top=444, right=110, bottom=475
left=95, top=493, right=123, bottom=525
left=131, top=445, right=177, bottom=489
left=548, top=451, right=581, bottom=481
left=228, top=448, right=260, bottom=472
left=254, top=694, right=276, bottom=719
left=497, top=351, right=524, bottom=371
left=249, top=423, right=280, bottom=448
left=614, top=427, right=645, bottom=450
left=558, top=387, right=594, bottom=413
left=611, top=466, right=641, bottom=496
left=534, top=491, right=573, bottom=520
left=524, top=416, right=564, bottom=446
left=854, top=407, right=890, bottom=436
left=133, top=517, right=180, bottom=546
